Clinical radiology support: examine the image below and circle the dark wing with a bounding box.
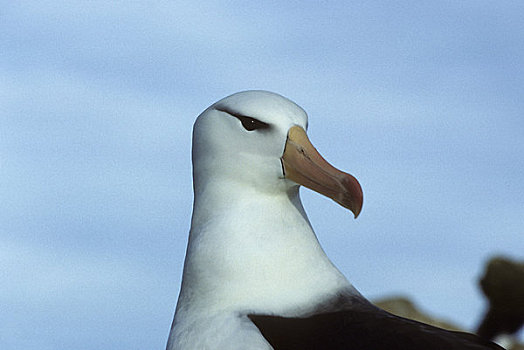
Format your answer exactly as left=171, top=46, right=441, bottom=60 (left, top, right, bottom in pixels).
left=248, top=305, right=503, bottom=350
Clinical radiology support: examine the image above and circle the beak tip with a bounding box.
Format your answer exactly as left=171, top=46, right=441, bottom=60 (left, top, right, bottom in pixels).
left=336, top=193, right=363, bottom=219
left=346, top=176, right=363, bottom=219
left=351, top=202, right=363, bottom=219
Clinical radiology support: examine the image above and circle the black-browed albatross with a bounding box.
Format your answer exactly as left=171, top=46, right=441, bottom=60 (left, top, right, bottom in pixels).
left=167, top=91, right=502, bottom=350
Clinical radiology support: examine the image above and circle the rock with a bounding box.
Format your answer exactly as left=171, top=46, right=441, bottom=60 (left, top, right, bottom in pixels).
left=373, top=296, right=462, bottom=331
left=477, top=256, right=524, bottom=341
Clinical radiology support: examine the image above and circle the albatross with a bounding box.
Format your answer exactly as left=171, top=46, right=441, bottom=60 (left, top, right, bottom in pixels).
left=166, top=91, right=502, bottom=350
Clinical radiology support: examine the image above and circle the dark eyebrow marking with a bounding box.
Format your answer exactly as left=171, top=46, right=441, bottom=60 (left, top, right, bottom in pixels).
left=215, top=106, right=271, bottom=132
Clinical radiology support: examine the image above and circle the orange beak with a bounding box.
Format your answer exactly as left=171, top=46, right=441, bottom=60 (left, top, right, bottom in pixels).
left=281, top=126, right=363, bottom=218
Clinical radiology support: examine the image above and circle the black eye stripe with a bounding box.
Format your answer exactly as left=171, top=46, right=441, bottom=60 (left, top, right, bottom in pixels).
left=237, top=115, right=269, bottom=131
left=215, top=107, right=271, bottom=132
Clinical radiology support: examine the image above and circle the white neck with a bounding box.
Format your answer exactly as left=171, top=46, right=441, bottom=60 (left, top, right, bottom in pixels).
left=175, top=181, right=354, bottom=318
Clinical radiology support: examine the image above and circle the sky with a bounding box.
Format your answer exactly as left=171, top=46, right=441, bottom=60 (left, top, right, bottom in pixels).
left=1, top=1, right=523, bottom=349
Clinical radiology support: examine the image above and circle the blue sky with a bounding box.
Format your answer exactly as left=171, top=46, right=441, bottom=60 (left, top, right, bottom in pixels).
left=1, top=1, right=523, bottom=349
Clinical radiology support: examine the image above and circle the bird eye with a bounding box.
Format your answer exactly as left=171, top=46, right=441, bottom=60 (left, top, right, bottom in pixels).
left=215, top=107, right=270, bottom=132
left=236, top=115, right=270, bottom=131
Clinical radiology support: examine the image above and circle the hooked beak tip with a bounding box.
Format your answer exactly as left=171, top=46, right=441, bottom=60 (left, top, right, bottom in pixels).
left=339, top=173, right=363, bottom=219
